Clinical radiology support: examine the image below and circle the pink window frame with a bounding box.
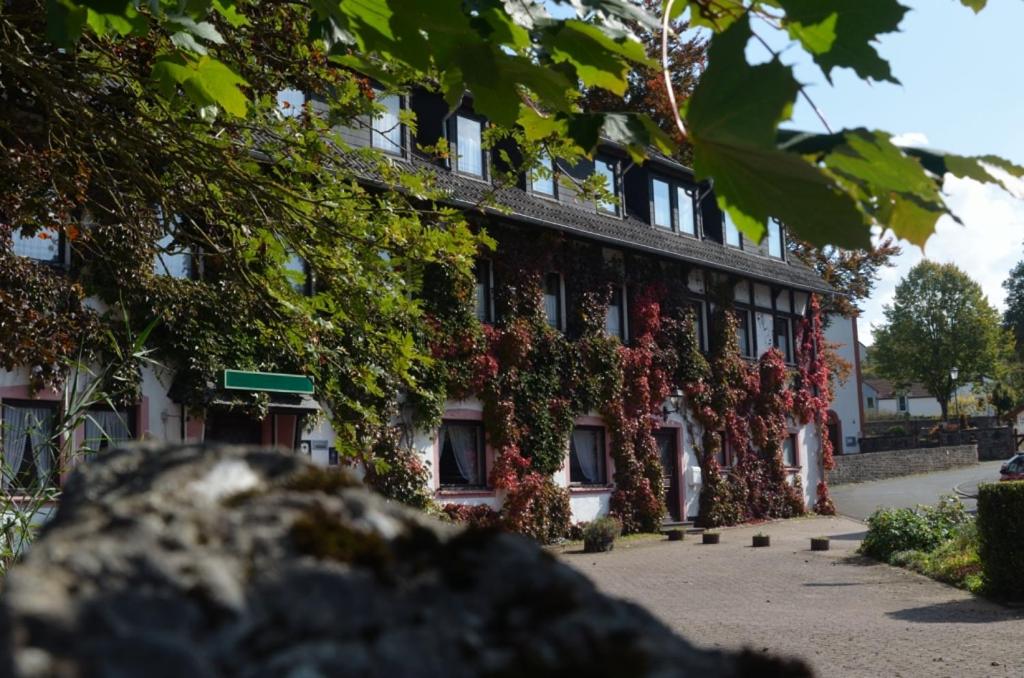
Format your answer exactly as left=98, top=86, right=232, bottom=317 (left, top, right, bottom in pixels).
left=566, top=415, right=614, bottom=493
left=434, top=409, right=495, bottom=497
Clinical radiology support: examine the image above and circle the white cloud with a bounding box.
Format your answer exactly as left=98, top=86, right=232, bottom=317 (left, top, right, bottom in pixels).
left=858, top=174, right=1024, bottom=344
left=890, top=131, right=930, bottom=148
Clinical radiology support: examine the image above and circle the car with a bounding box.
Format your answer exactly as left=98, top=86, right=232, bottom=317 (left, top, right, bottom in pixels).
left=999, top=453, right=1024, bottom=481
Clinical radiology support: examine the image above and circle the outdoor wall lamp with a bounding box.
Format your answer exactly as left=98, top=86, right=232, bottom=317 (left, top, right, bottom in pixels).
left=661, top=389, right=686, bottom=421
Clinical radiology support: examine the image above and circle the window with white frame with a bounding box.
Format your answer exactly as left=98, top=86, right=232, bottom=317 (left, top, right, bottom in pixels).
left=605, top=286, right=626, bottom=342
left=531, top=152, right=556, bottom=197
left=452, top=114, right=485, bottom=178
left=474, top=259, right=492, bottom=323
left=652, top=178, right=671, bottom=229
left=724, top=211, right=741, bottom=247
left=544, top=272, right=562, bottom=330
left=438, top=420, right=486, bottom=488
left=767, top=219, right=784, bottom=259
left=371, top=93, right=403, bottom=154
left=12, top=226, right=61, bottom=263
left=782, top=434, right=797, bottom=467
left=595, top=157, right=619, bottom=215
left=677, top=185, right=697, bottom=235
left=735, top=308, right=752, bottom=357
left=1, top=403, right=58, bottom=492
left=570, top=426, right=607, bottom=485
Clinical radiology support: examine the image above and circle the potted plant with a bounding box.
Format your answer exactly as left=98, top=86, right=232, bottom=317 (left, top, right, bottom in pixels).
left=752, top=532, right=771, bottom=548
left=810, top=536, right=830, bottom=551
left=583, top=517, right=622, bottom=553
left=665, top=528, right=685, bottom=542
left=702, top=531, right=720, bottom=545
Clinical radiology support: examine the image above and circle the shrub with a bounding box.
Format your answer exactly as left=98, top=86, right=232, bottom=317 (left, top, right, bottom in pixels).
left=860, top=495, right=969, bottom=562
left=361, top=428, right=435, bottom=511
left=440, top=503, right=502, bottom=530
left=583, top=516, right=622, bottom=553
left=502, top=475, right=572, bottom=544
left=977, top=481, right=1024, bottom=600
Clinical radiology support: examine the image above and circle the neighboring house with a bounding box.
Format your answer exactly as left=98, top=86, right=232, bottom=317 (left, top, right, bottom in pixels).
left=863, top=378, right=994, bottom=418
left=1, top=88, right=841, bottom=524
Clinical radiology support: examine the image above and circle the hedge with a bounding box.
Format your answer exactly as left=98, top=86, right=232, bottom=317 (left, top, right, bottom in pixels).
left=977, top=481, right=1024, bottom=600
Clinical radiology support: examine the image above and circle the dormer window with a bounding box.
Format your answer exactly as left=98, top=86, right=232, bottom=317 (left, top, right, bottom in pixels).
left=767, top=219, right=784, bottom=259
left=531, top=153, right=556, bottom=197
left=651, top=176, right=697, bottom=236
left=724, top=212, right=742, bottom=248
left=11, top=226, right=61, bottom=264
left=371, top=93, right=403, bottom=155
left=595, top=157, right=619, bottom=215
left=450, top=114, right=486, bottom=178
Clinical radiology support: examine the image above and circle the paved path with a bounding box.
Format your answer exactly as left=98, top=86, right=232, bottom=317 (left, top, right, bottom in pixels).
left=562, top=517, right=1024, bottom=678
left=830, top=461, right=1004, bottom=520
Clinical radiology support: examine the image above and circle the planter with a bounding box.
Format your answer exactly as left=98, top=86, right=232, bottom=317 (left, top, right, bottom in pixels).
left=752, top=535, right=771, bottom=548
left=702, top=532, right=720, bottom=545
left=810, top=537, right=830, bottom=552
left=665, top=529, right=685, bottom=542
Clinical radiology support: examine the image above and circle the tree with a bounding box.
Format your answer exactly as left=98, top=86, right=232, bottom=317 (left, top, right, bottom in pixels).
left=788, top=237, right=902, bottom=318
left=29, top=0, right=1024, bottom=251
left=1003, top=259, right=1024, bottom=358
left=872, top=261, right=1006, bottom=420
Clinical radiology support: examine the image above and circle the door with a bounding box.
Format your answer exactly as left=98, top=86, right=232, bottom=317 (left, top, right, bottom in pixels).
left=205, top=411, right=263, bottom=446
left=654, top=429, right=681, bottom=522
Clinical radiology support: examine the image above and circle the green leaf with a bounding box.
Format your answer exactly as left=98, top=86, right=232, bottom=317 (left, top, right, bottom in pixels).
left=212, top=0, right=249, bottom=27
left=46, top=0, right=88, bottom=46
left=541, top=20, right=649, bottom=95
left=778, top=0, right=909, bottom=84
left=686, top=16, right=869, bottom=247
left=152, top=54, right=249, bottom=117
left=959, top=0, right=987, bottom=12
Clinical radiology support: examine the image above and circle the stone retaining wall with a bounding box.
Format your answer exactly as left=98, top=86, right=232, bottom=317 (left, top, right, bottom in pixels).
left=829, top=445, right=978, bottom=485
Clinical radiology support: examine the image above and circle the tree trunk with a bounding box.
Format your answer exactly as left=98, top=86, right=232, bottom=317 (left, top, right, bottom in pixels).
left=940, top=398, right=949, bottom=421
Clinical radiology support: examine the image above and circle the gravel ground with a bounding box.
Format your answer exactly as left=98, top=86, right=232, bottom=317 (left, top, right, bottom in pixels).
left=561, top=516, right=1024, bottom=678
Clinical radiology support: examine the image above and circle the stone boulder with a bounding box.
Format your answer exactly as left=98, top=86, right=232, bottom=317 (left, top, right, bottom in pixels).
left=0, top=444, right=812, bottom=677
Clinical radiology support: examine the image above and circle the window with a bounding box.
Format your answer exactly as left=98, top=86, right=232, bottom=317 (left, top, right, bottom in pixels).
left=474, top=260, right=492, bottom=323
left=1, top=403, right=58, bottom=492
left=768, top=219, right=784, bottom=259
left=736, top=309, right=752, bottom=357
left=12, top=227, right=61, bottom=263
left=690, top=300, right=706, bottom=352
left=153, top=231, right=192, bottom=279
left=898, top=395, right=908, bottom=412
left=284, top=253, right=310, bottom=296
left=595, top=157, right=619, bottom=215
left=544, top=272, right=562, bottom=330
left=531, top=153, right=556, bottom=196
left=774, top=316, right=792, bottom=362
left=714, top=431, right=730, bottom=467
left=570, top=426, right=607, bottom=485
left=652, top=178, right=671, bottom=229
left=371, top=93, right=403, bottom=154
left=782, top=434, right=797, bottom=467
left=724, top=212, right=741, bottom=247
left=438, top=420, right=486, bottom=488
left=453, top=114, right=484, bottom=178
left=83, top=408, right=135, bottom=454
left=276, top=88, right=305, bottom=117
left=677, top=185, right=696, bottom=235
left=605, top=286, right=626, bottom=342
left=867, top=396, right=875, bottom=409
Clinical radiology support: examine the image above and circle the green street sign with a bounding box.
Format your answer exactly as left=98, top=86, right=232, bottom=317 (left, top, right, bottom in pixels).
left=221, top=370, right=315, bottom=394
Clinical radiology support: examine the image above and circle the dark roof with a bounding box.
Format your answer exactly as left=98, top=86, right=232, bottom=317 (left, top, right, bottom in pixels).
left=863, top=378, right=932, bottom=399
left=343, top=152, right=834, bottom=294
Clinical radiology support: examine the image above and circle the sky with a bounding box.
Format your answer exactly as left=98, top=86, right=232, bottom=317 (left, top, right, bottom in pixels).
left=743, top=1, right=1024, bottom=344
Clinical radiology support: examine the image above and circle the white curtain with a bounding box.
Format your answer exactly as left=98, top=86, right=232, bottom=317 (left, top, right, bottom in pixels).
left=1, top=406, right=30, bottom=490
left=84, top=410, right=132, bottom=452
left=446, top=424, right=479, bottom=485
left=25, top=408, right=54, bottom=484
left=572, top=429, right=600, bottom=483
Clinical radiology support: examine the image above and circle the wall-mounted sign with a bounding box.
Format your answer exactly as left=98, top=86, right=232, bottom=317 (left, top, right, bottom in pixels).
left=221, top=370, right=314, bottom=394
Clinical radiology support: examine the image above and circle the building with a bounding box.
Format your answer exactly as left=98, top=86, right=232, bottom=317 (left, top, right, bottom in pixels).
left=1, top=88, right=844, bottom=527
left=825, top=315, right=864, bottom=454
left=863, top=377, right=994, bottom=418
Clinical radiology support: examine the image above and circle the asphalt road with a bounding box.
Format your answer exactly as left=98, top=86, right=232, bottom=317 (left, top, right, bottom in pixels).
left=830, top=460, right=1005, bottom=520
